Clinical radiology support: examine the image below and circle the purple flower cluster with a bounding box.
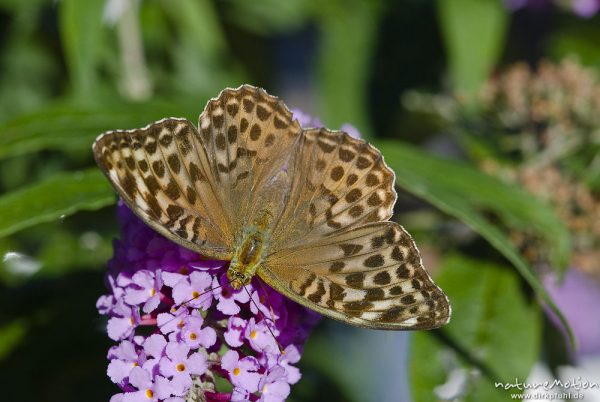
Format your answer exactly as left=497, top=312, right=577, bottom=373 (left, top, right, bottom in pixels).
left=97, top=202, right=320, bottom=402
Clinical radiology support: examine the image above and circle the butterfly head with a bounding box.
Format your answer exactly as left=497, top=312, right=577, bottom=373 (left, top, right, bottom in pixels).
left=227, top=268, right=251, bottom=290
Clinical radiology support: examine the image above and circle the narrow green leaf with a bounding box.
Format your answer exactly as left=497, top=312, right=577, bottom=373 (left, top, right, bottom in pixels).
left=377, top=141, right=574, bottom=347
left=225, top=0, right=311, bottom=34
left=316, top=0, right=381, bottom=140
left=59, top=0, right=106, bottom=98
left=160, top=0, right=245, bottom=94
left=411, top=255, right=541, bottom=402
left=437, top=0, right=508, bottom=97
left=378, top=141, right=570, bottom=267
left=161, top=0, right=227, bottom=57
left=0, top=320, right=27, bottom=361
left=0, top=169, right=114, bottom=238
left=0, top=101, right=200, bottom=159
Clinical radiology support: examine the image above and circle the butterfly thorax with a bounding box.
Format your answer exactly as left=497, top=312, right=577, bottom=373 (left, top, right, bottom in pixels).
left=228, top=218, right=271, bottom=289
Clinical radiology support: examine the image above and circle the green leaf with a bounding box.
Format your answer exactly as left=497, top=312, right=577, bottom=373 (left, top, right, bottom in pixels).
left=161, top=0, right=228, bottom=57
left=316, top=0, right=381, bottom=140
left=376, top=141, right=574, bottom=346
left=0, top=169, right=115, bottom=238
left=549, top=23, right=600, bottom=68
left=437, top=0, right=508, bottom=97
left=225, top=0, right=311, bottom=34
left=0, top=101, right=200, bottom=160
left=411, top=255, right=541, bottom=402
left=0, top=320, right=27, bottom=361
left=59, top=0, right=106, bottom=98
left=378, top=141, right=570, bottom=267
left=160, top=0, right=245, bottom=95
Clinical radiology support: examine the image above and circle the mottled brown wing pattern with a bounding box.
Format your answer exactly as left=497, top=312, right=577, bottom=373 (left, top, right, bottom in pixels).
left=262, top=222, right=450, bottom=329
left=197, top=86, right=302, bottom=233
left=271, top=128, right=396, bottom=254
left=263, top=127, right=450, bottom=329
left=93, top=118, right=231, bottom=259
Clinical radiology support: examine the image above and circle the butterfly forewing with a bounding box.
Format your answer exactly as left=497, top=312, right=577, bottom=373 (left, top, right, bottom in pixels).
left=93, top=119, right=232, bottom=259
left=93, top=84, right=451, bottom=331
left=270, top=129, right=397, bottom=253
left=197, top=86, right=302, bottom=234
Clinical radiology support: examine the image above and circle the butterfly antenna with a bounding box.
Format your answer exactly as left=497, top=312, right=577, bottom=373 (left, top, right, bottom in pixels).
left=243, top=284, right=285, bottom=354
left=158, top=276, right=238, bottom=329
left=256, top=277, right=278, bottom=325
left=174, top=273, right=240, bottom=310
left=172, top=283, right=221, bottom=311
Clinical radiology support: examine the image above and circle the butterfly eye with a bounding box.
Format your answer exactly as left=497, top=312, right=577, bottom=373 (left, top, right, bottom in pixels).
left=226, top=269, right=247, bottom=290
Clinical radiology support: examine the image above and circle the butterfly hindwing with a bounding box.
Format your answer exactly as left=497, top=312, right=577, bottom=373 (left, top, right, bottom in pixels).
left=270, top=128, right=396, bottom=255
left=263, top=127, right=450, bottom=329
left=262, top=222, right=450, bottom=329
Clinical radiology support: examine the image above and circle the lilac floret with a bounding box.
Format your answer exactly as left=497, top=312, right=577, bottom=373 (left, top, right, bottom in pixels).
left=176, top=312, right=217, bottom=350
left=159, top=342, right=208, bottom=395
left=172, top=271, right=213, bottom=310
left=97, top=202, right=320, bottom=401
left=142, top=334, right=167, bottom=375
left=107, top=340, right=146, bottom=385
left=221, top=350, right=262, bottom=393
left=157, top=307, right=190, bottom=338
left=124, top=270, right=163, bottom=313
left=224, top=316, right=247, bottom=348
left=258, top=367, right=291, bottom=402
left=212, top=273, right=251, bottom=315
left=245, top=318, right=280, bottom=354
left=107, top=300, right=139, bottom=341
left=122, top=367, right=174, bottom=402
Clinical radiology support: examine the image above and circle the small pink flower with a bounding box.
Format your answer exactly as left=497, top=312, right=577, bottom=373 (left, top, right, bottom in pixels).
left=213, top=273, right=250, bottom=315
left=107, top=300, right=140, bottom=341
left=172, top=271, right=213, bottom=310
left=224, top=316, right=247, bottom=348
left=122, top=367, right=174, bottom=402
left=124, top=270, right=163, bottom=313
left=181, top=314, right=216, bottom=349
left=159, top=342, right=208, bottom=396
left=142, top=334, right=167, bottom=375
left=259, top=366, right=291, bottom=402
left=244, top=318, right=280, bottom=354
left=221, top=350, right=261, bottom=393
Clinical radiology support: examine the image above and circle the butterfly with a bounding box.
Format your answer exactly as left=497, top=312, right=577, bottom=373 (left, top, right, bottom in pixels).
left=93, top=85, right=451, bottom=330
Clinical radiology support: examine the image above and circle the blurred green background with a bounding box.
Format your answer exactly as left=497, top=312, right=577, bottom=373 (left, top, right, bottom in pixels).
left=1, top=0, right=599, bottom=401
